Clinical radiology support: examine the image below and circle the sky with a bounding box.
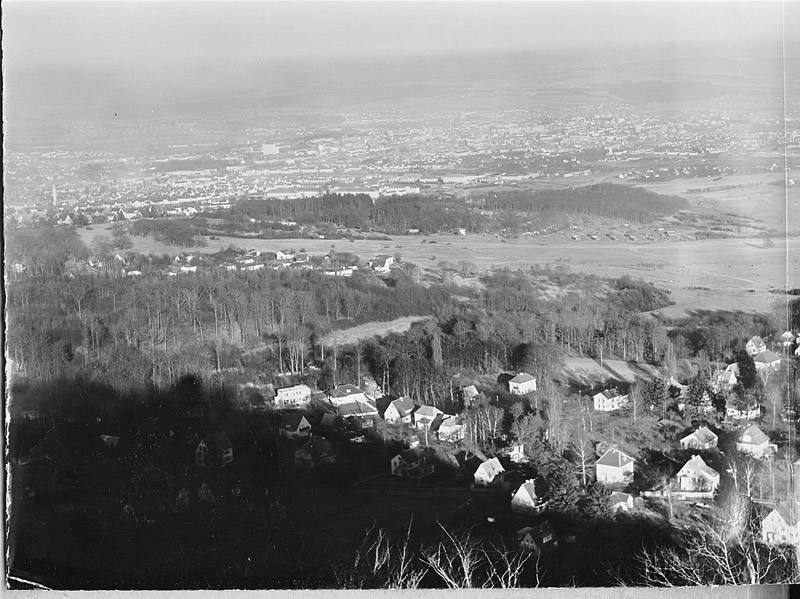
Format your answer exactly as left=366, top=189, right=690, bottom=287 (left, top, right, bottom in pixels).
left=2, top=1, right=791, bottom=70
left=1, top=1, right=796, bottom=122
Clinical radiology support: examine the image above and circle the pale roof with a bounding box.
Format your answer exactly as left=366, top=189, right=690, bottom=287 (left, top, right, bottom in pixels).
left=510, top=372, right=536, bottom=384
left=738, top=424, right=770, bottom=446
left=476, top=457, right=505, bottom=479
left=682, top=426, right=718, bottom=445
left=678, top=455, right=719, bottom=481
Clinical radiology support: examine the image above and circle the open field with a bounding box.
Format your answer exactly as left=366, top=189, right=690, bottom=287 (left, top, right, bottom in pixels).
left=78, top=222, right=799, bottom=317
left=321, top=315, right=433, bottom=347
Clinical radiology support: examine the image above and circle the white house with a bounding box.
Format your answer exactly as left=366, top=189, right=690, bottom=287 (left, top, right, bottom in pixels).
left=511, top=479, right=546, bottom=514
left=275, top=384, right=312, bottom=407
left=746, top=336, right=767, bottom=357
left=712, top=368, right=737, bottom=391
left=328, top=384, right=367, bottom=407
left=676, top=455, right=720, bottom=492
left=276, top=249, right=295, bottom=261
left=679, top=426, right=719, bottom=450
left=736, top=424, right=777, bottom=458
left=593, top=389, right=629, bottom=412
left=473, top=457, right=505, bottom=486
left=461, top=385, right=480, bottom=405
left=383, top=397, right=416, bottom=425
left=761, top=507, right=799, bottom=546
left=414, top=405, right=444, bottom=431
left=437, top=415, right=465, bottom=442
left=508, top=372, right=537, bottom=395
left=509, top=443, right=527, bottom=464
left=595, top=448, right=635, bottom=484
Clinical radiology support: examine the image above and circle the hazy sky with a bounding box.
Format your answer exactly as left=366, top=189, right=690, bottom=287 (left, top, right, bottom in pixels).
left=2, top=1, right=791, bottom=70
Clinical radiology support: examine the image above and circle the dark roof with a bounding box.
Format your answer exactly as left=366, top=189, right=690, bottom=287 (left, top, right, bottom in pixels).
left=738, top=424, right=770, bottom=445
left=754, top=350, right=781, bottom=364
left=510, top=372, right=536, bottom=384
left=517, top=521, right=556, bottom=545
left=390, top=397, right=416, bottom=417
left=280, top=413, right=310, bottom=431
left=199, top=431, right=232, bottom=455
left=330, top=384, right=364, bottom=398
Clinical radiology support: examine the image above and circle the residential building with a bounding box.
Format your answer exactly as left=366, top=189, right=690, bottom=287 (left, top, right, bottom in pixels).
left=596, top=448, right=635, bottom=484
left=609, top=492, right=636, bottom=513
left=383, top=397, right=416, bottom=425
left=196, top=431, right=233, bottom=468
left=414, top=405, right=444, bottom=431
left=676, top=455, right=720, bottom=492
left=508, top=372, right=537, bottom=395
left=679, top=426, right=719, bottom=450
left=294, top=435, right=335, bottom=468
left=736, top=424, right=777, bottom=458
left=761, top=507, right=800, bottom=546
left=275, top=384, right=312, bottom=407
left=754, top=350, right=782, bottom=373
left=746, top=336, right=767, bottom=357
left=369, top=255, right=394, bottom=273
left=473, top=457, right=505, bottom=487
left=511, top=479, right=546, bottom=514
left=437, top=415, right=465, bottom=442
left=391, top=450, right=434, bottom=479
left=328, top=384, right=367, bottom=407
left=593, top=389, right=629, bottom=412
left=279, top=413, right=312, bottom=440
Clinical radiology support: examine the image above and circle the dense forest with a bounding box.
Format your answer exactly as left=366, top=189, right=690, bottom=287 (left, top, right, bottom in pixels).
left=231, top=184, right=689, bottom=236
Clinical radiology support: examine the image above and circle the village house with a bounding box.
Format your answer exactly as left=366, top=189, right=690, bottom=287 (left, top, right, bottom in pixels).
left=279, top=413, right=312, bottom=440
left=275, top=384, right=312, bottom=407
left=676, top=455, right=720, bottom=493
left=508, top=372, right=537, bottom=395
left=780, top=331, right=796, bottom=348
left=195, top=431, right=233, bottom=468
left=437, top=415, right=465, bottom=442
left=753, top=350, right=782, bottom=373
left=746, top=336, right=767, bottom=357
left=516, top=522, right=558, bottom=554
left=712, top=368, right=737, bottom=391
left=414, top=405, right=444, bottom=431
left=596, top=448, right=635, bottom=484
left=736, top=424, right=777, bottom=459
left=383, top=397, right=416, bottom=425
left=391, top=450, right=435, bottom=479
left=679, top=426, right=719, bottom=450
left=328, top=384, right=368, bottom=407
left=761, top=506, right=800, bottom=546
left=593, top=389, right=629, bottom=412
left=294, top=435, right=335, bottom=468
left=511, top=479, right=546, bottom=514
left=473, top=457, right=505, bottom=487
left=369, top=255, right=394, bottom=273
left=275, top=249, right=295, bottom=261
left=335, top=398, right=379, bottom=423
left=509, top=443, right=527, bottom=464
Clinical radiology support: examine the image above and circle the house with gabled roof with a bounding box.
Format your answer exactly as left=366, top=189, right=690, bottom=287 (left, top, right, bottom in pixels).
left=761, top=506, right=800, bottom=546
left=676, top=455, right=720, bottom=492
left=414, top=405, right=444, bottom=431
left=746, top=336, right=767, bottom=357
left=196, top=431, right=233, bottom=468
left=712, top=368, right=737, bottom=391
left=461, top=385, right=480, bottom=405
left=328, top=384, right=367, bottom=407
left=736, top=424, right=777, bottom=458
left=609, top=492, right=636, bottom=513
left=780, top=331, right=796, bottom=348
left=508, top=372, right=537, bottom=395
left=279, top=413, right=312, bottom=440
left=336, top=398, right=379, bottom=423
left=437, top=415, right=465, bottom=442
left=383, top=397, right=416, bottom=425
left=391, top=449, right=434, bottom=479
left=593, top=389, right=629, bottom=412
left=596, top=448, right=635, bottom=484
left=516, top=522, right=558, bottom=554
left=511, top=479, right=546, bottom=514
left=294, top=435, right=335, bottom=468
left=369, top=255, right=394, bottom=273
left=754, top=350, right=782, bottom=373
left=680, top=426, right=718, bottom=450
left=473, top=457, right=505, bottom=487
